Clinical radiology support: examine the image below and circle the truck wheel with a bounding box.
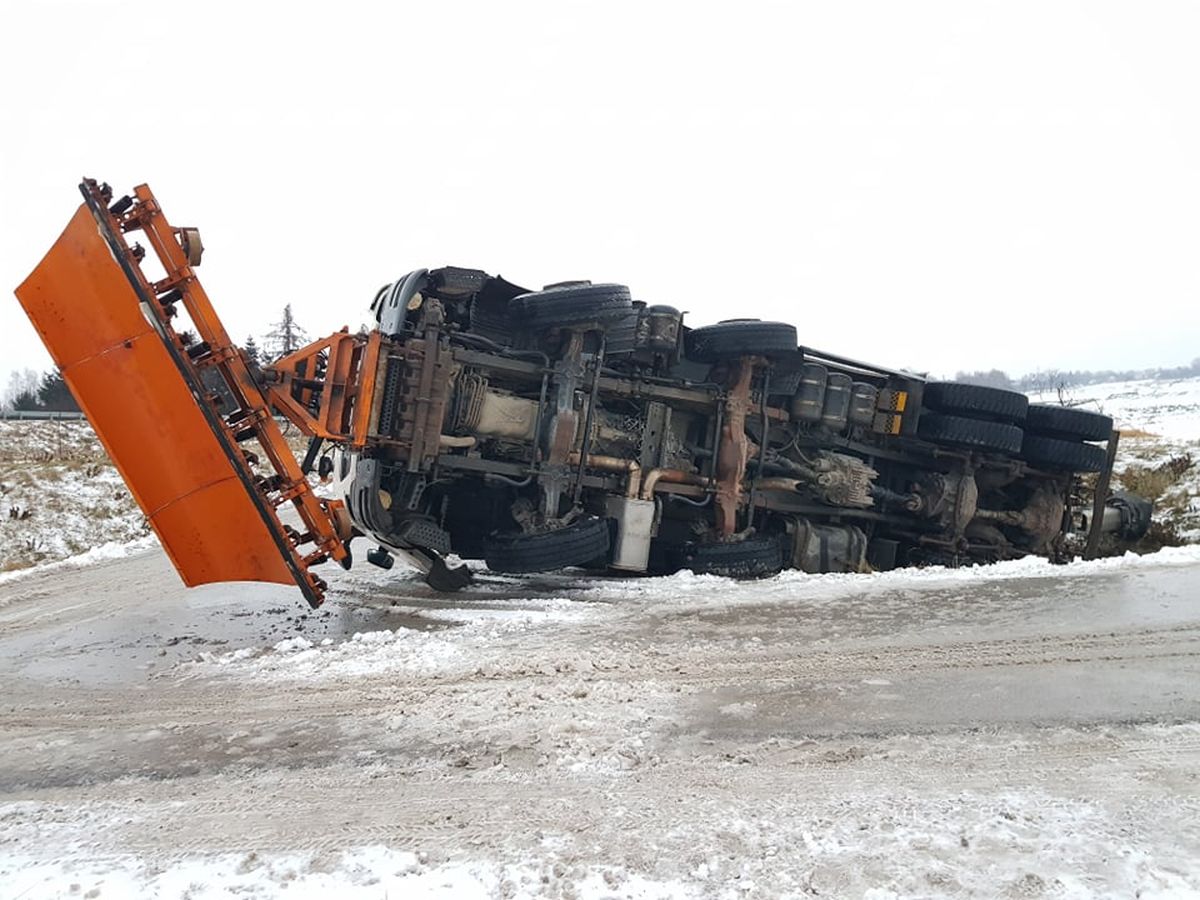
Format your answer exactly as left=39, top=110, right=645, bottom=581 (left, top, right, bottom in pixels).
left=509, top=283, right=631, bottom=327
left=679, top=535, right=784, bottom=578
left=685, top=320, right=797, bottom=363
left=1021, top=434, right=1107, bottom=473
left=917, top=412, right=1023, bottom=454
left=1024, top=404, right=1113, bottom=442
left=923, top=382, right=1029, bottom=423
left=483, top=517, right=611, bottom=574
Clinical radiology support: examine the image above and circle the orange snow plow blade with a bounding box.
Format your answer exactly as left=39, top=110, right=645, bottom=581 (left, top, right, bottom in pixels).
left=14, top=181, right=347, bottom=606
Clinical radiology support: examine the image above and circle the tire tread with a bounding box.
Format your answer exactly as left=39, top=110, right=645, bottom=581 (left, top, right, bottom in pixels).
left=1024, top=404, right=1113, bottom=442
left=509, top=284, right=632, bottom=327
left=484, top=517, right=611, bottom=573
left=1021, top=434, right=1108, bottom=472
left=685, top=320, right=797, bottom=363
left=924, top=382, right=1029, bottom=423
left=679, top=535, right=784, bottom=578
left=917, top=411, right=1023, bottom=454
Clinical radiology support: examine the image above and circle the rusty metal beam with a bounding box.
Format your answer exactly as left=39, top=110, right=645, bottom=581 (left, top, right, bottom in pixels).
left=1084, top=429, right=1120, bottom=560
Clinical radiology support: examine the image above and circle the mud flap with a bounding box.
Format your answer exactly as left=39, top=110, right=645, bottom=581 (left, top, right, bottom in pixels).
left=14, top=183, right=343, bottom=606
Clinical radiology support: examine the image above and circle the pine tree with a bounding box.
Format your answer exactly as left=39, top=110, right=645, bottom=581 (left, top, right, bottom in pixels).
left=37, top=370, right=80, bottom=412
left=12, top=389, right=40, bottom=411
left=264, top=304, right=309, bottom=360
left=243, top=334, right=261, bottom=365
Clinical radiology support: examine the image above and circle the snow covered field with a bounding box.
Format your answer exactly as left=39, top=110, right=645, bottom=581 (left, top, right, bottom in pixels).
left=0, top=421, right=149, bottom=573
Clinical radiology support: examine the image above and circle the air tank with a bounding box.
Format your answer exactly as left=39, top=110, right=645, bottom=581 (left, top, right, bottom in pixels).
left=821, top=373, right=852, bottom=431
left=643, top=305, right=682, bottom=354
left=849, top=382, right=879, bottom=428
left=790, top=362, right=828, bottom=423
left=786, top=519, right=869, bottom=574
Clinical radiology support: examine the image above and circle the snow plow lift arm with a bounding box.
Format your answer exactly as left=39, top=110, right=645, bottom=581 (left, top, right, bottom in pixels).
left=15, top=180, right=355, bottom=607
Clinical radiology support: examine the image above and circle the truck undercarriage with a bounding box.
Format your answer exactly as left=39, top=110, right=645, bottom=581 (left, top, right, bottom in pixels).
left=14, top=180, right=1151, bottom=606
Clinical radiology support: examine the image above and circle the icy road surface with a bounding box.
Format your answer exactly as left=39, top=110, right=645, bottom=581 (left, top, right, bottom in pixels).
left=1, top=547, right=1199, bottom=898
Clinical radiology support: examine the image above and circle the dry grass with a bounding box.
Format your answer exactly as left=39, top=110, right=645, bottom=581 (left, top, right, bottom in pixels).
left=0, top=424, right=151, bottom=571
left=1118, top=454, right=1194, bottom=503
left=1115, top=453, right=1197, bottom=552
left=1, top=420, right=314, bottom=573
left=0, top=421, right=109, bottom=465
left=1136, top=520, right=1189, bottom=553
left=1118, top=427, right=1159, bottom=439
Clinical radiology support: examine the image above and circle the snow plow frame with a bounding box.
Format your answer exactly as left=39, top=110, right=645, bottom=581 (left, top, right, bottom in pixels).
left=15, top=180, right=348, bottom=606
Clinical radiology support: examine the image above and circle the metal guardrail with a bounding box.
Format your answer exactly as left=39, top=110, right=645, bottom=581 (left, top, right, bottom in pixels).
left=0, top=410, right=87, bottom=421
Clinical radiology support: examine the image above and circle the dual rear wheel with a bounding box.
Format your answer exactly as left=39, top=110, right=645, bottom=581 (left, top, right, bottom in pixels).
left=917, top=382, right=1112, bottom=472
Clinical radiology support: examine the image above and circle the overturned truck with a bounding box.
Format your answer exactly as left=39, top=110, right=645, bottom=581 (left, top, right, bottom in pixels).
left=14, top=180, right=1151, bottom=606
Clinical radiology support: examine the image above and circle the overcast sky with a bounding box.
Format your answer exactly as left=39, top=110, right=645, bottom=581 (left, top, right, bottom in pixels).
left=3, top=1, right=1199, bottom=380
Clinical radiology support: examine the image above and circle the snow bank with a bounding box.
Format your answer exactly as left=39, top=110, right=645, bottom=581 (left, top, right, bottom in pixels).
left=584, top=543, right=1200, bottom=609
left=0, top=845, right=694, bottom=900
left=0, top=533, right=157, bottom=590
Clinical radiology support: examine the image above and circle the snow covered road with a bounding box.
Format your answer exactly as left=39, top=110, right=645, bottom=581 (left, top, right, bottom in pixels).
left=1, top=546, right=1199, bottom=897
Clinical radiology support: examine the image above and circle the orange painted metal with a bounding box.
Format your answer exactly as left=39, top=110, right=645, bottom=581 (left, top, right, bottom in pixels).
left=351, top=330, right=383, bottom=449
left=14, top=181, right=347, bottom=606
left=267, top=329, right=381, bottom=446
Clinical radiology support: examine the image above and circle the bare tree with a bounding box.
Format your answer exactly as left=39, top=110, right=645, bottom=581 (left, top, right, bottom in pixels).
left=263, top=304, right=309, bottom=360
left=954, top=369, right=1013, bottom=390
left=2, top=369, right=41, bottom=411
